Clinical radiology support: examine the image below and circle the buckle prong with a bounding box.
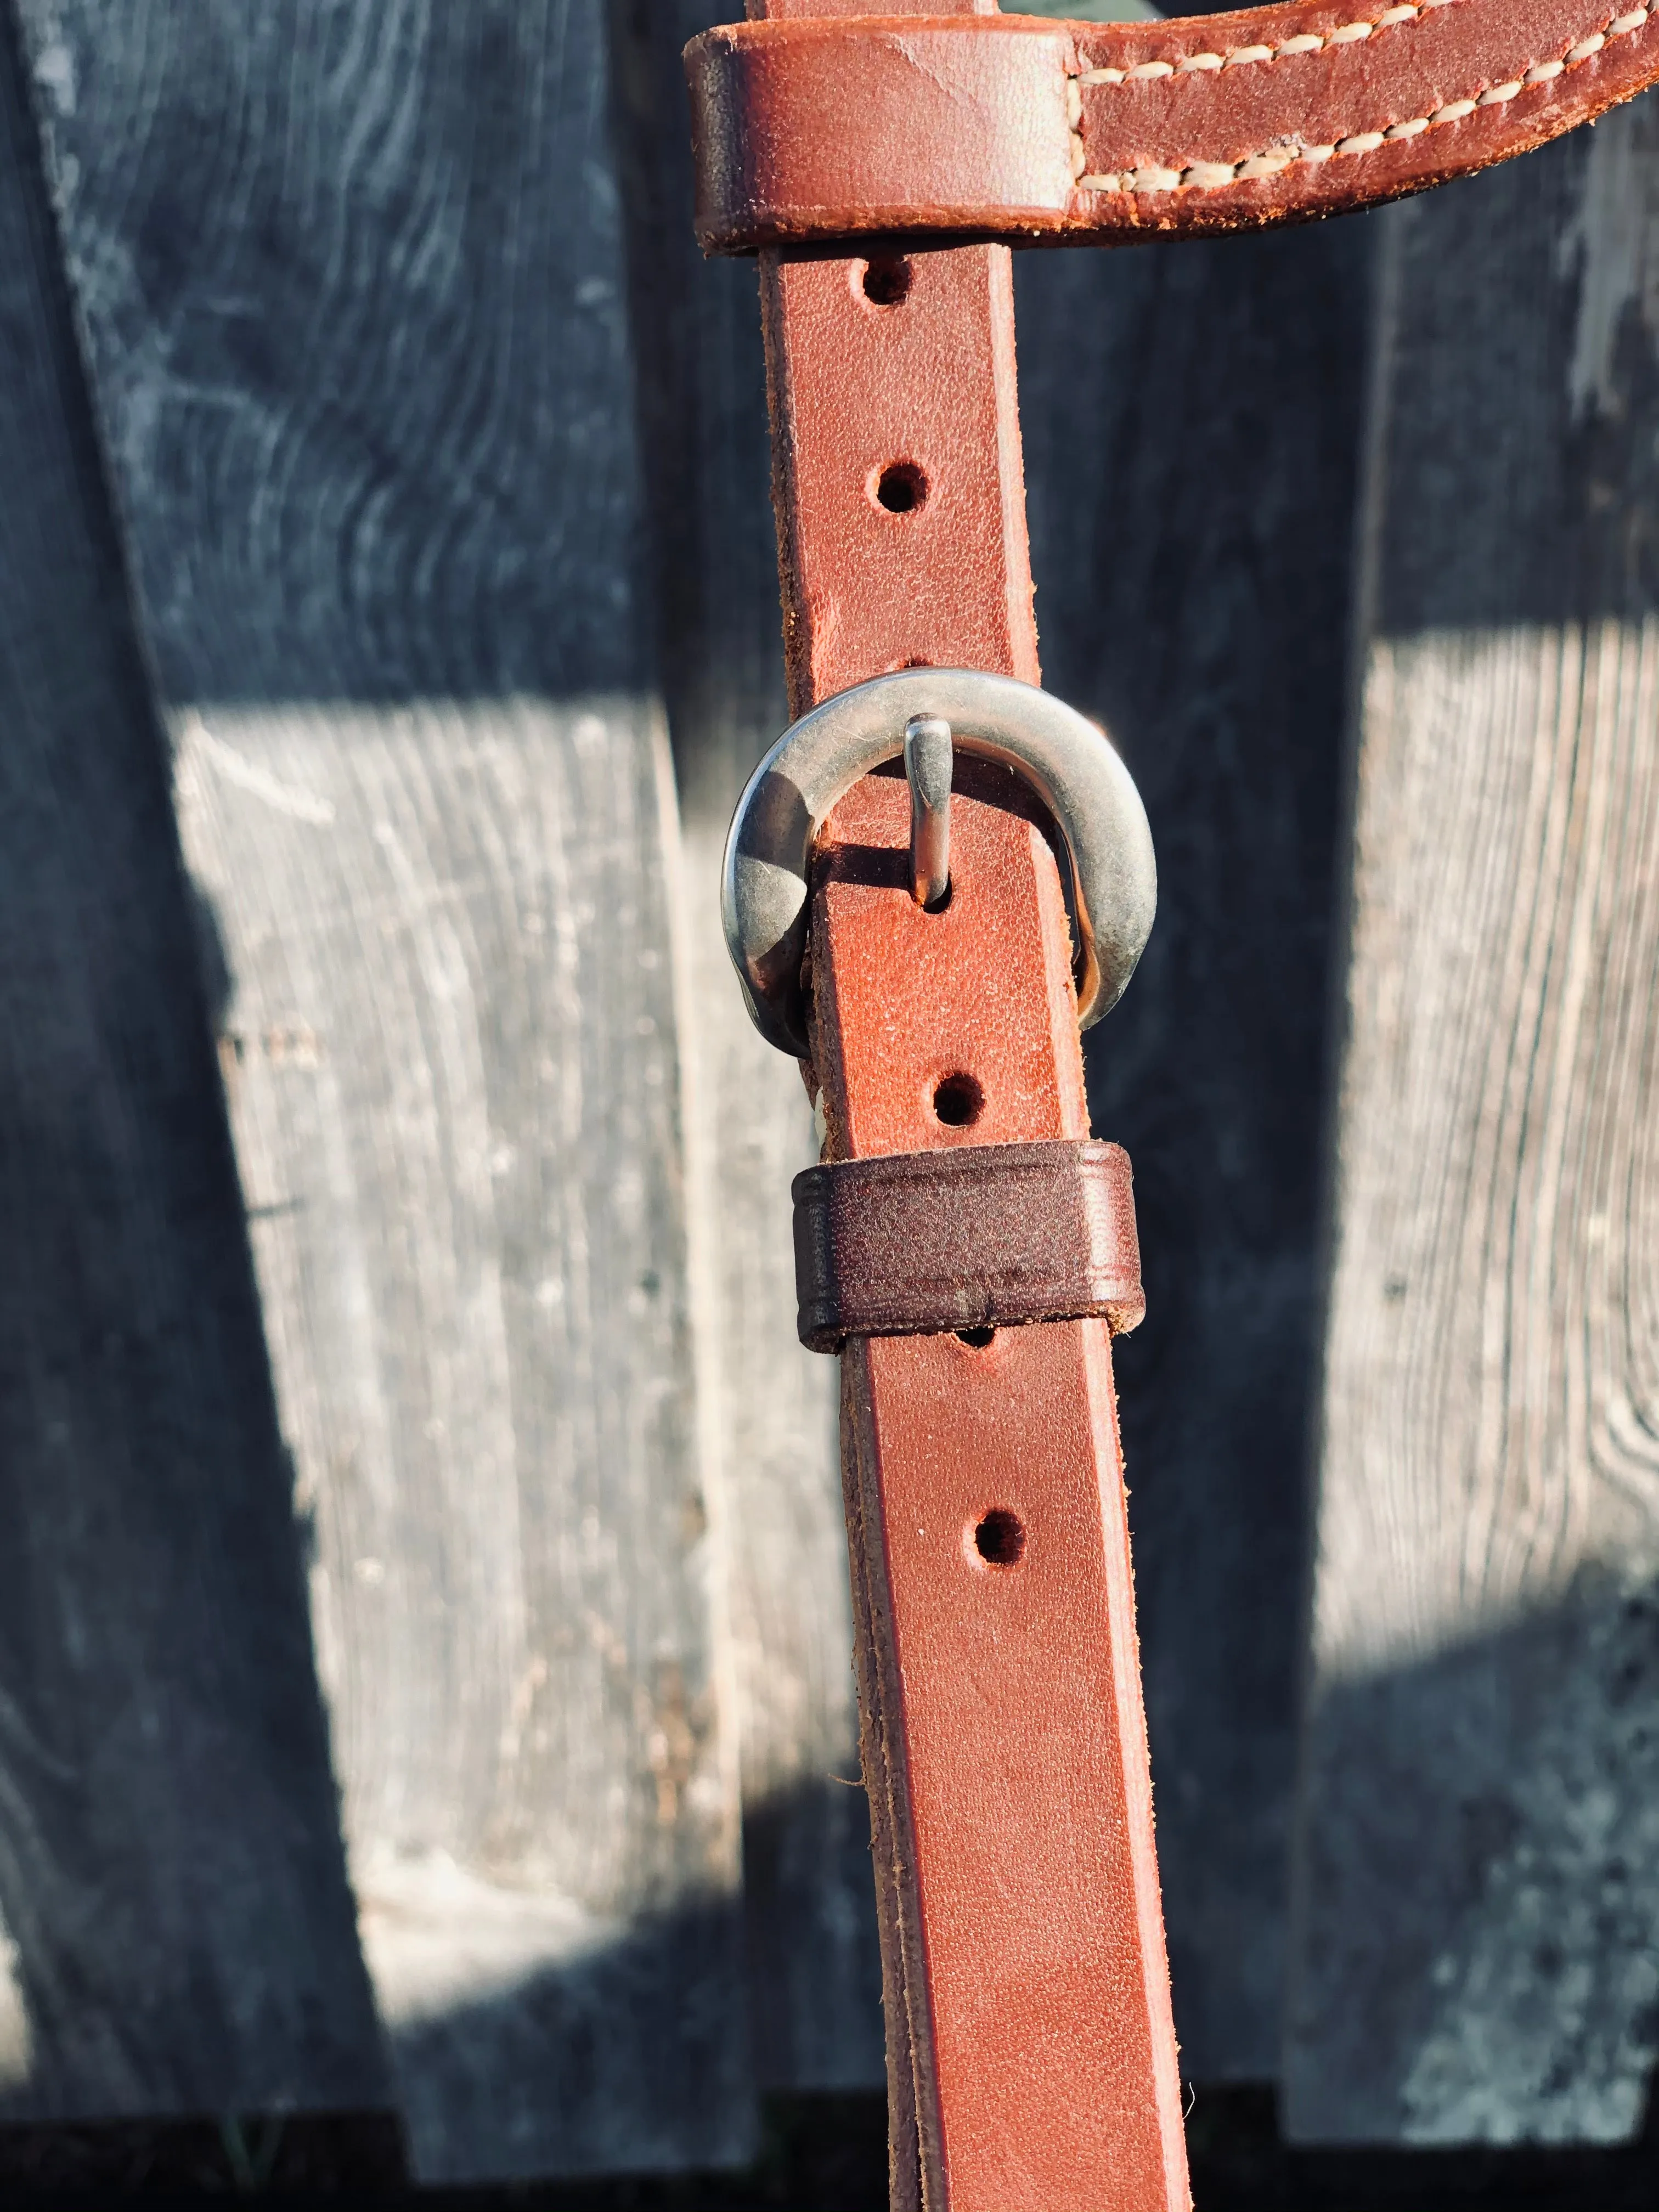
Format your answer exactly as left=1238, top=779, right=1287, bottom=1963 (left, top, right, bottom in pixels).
left=722, top=669, right=1156, bottom=1058
left=904, top=715, right=953, bottom=912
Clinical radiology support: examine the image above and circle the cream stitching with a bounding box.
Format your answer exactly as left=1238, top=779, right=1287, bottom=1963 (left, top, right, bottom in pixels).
left=1066, top=0, right=1651, bottom=194
left=1073, top=0, right=1454, bottom=90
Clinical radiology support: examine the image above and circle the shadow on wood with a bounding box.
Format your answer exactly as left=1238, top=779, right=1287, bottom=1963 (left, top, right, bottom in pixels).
left=1016, top=208, right=1374, bottom=2080
left=9, top=0, right=752, bottom=2177
left=610, top=0, right=886, bottom=2098
left=1291, top=1573, right=1659, bottom=2144
left=1292, top=99, right=1659, bottom=2143
left=383, top=1888, right=765, bottom=2182
left=13, top=2079, right=1659, bottom=2207
left=0, top=0, right=386, bottom=2121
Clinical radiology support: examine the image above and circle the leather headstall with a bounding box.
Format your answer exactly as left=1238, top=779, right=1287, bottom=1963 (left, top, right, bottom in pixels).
left=686, top=5, right=1654, bottom=2210
left=690, top=0, right=1659, bottom=249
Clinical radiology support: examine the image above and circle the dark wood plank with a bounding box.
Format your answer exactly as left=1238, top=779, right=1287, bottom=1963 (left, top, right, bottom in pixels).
left=0, top=0, right=387, bottom=2120
left=1015, top=210, right=1373, bottom=2079
left=16, top=0, right=752, bottom=2177
left=1286, top=101, right=1659, bottom=2143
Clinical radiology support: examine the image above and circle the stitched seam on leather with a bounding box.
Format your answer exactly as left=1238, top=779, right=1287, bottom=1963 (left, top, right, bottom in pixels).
left=1068, top=2, right=1651, bottom=193
left=1074, top=0, right=1453, bottom=91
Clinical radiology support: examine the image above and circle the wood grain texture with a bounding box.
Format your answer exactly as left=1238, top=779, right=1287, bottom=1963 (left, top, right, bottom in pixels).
left=0, top=0, right=386, bottom=2119
left=172, top=698, right=746, bottom=2179
left=1014, top=207, right=1372, bottom=2077
left=16, top=0, right=750, bottom=2175
left=1287, top=103, right=1659, bottom=2143
left=612, top=0, right=885, bottom=2091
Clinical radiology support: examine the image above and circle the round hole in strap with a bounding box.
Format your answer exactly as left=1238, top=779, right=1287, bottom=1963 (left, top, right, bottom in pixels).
left=957, top=1326, right=996, bottom=1350
left=932, top=1073, right=984, bottom=1128
left=974, top=1509, right=1026, bottom=1568
left=860, top=254, right=913, bottom=308
left=873, top=461, right=927, bottom=515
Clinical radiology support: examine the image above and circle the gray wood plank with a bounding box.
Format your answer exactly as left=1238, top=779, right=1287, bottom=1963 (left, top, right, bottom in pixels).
left=613, top=0, right=885, bottom=2092
left=1286, top=103, right=1659, bottom=2144
left=1015, top=208, right=1373, bottom=2079
left=172, top=697, right=745, bottom=2179
left=17, top=0, right=751, bottom=2177
left=0, top=0, right=387, bottom=2120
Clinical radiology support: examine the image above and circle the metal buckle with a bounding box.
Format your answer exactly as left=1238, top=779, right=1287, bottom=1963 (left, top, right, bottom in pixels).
left=722, top=669, right=1156, bottom=1057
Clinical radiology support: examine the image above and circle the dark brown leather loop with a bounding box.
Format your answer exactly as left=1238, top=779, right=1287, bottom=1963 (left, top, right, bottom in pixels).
left=793, top=1137, right=1146, bottom=1351
left=736, top=5, right=1189, bottom=2202
left=687, top=2, right=1659, bottom=251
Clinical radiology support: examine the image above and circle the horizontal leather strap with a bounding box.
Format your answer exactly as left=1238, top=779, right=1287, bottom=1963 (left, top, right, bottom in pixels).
left=687, top=2, right=1659, bottom=251
left=793, top=1137, right=1145, bottom=1352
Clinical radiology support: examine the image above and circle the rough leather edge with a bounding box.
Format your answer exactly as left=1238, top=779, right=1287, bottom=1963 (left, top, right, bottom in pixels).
left=840, top=1351, right=937, bottom=2212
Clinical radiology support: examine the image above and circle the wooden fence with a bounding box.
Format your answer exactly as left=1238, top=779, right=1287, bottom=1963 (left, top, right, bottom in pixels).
left=0, top=0, right=1654, bottom=2185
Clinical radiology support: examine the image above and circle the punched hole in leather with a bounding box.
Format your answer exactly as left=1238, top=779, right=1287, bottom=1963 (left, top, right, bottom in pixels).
left=809, top=770, right=1186, bottom=2212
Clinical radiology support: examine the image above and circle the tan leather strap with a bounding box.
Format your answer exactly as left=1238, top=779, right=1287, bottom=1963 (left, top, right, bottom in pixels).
left=690, top=1, right=1659, bottom=249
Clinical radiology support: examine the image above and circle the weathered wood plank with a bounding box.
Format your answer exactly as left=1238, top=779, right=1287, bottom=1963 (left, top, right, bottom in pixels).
left=613, top=0, right=885, bottom=2091
left=1015, top=207, right=1372, bottom=2079
left=0, top=0, right=386, bottom=2119
left=18, top=0, right=751, bottom=2176
left=172, top=697, right=746, bottom=2179
left=1286, top=104, right=1659, bottom=2143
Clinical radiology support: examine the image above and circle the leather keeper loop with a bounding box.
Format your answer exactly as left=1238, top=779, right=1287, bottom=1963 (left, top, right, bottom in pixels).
left=793, top=1137, right=1146, bottom=1353
left=686, top=6, right=1659, bottom=255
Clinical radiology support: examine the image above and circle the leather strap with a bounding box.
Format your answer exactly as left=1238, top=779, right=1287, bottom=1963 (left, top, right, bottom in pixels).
left=706, top=0, right=1655, bottom=2199
left=690, top=1, right=1659, bottom=250
left=793, top=1138, right=1146, bottom=1351
left=705, top=0, right=1634, bottom=2197
left=814, top=772, right=1187, bottom=2212
left=741, top=8, right=1187, bottom=2205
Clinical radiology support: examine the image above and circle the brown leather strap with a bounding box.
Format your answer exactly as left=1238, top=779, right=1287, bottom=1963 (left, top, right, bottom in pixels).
left=709, top=0, right=1646, bottom=2202
left=690, top=1, right=1659, bottom=250
left=814, top=774, right=1188, bottom=2212
left=750, top=0, right=1034, bottom=715
left=742, top=6, right=1187, bottom=2204
left=793, top=1137, right=1146, bottom=1351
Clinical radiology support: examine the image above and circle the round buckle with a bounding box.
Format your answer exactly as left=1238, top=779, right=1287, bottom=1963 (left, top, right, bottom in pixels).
left=722, top=669, right=1156, bottom=1057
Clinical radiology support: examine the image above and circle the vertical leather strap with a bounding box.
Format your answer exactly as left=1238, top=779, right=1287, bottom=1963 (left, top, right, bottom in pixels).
left=811, top=777, right=1189, bottom=2212
left=751, top=0, right=1037, bottom=712
left=748, top=4, right=1189, bottom=2205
